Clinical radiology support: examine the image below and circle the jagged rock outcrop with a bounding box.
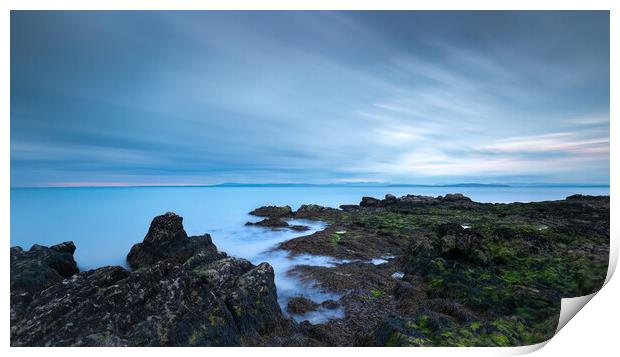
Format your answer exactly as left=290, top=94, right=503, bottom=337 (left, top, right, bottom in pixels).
left=249, top=205, right=293, bottom=218
left=11, top=212, right=299, bottom=347
left=126, top=212, right=224, bottom=270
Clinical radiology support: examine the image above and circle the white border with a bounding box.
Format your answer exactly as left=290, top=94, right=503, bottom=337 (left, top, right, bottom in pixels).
left=2, top=1, right=616, bottom=356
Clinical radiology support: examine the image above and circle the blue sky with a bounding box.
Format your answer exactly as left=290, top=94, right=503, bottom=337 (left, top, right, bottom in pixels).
left=11, top=11, right=609, bottom=187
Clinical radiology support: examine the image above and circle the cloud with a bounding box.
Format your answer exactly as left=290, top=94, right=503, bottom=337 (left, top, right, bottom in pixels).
left=487, top=132, right=610, bottom=155
left=10, top=11, right=610, bottom=186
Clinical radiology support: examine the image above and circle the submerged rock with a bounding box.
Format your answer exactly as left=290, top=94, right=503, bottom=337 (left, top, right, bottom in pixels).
left=249, top=205, right=293, bottom=218
left=245, top=217, right=290, bottom=228
left=287, top=296, right=320, bottom=315
left=126, top=212, right=224, bottom=270
left=289, top=225, right=310, bottom=232
left=246, top=217, right=310, bottom=232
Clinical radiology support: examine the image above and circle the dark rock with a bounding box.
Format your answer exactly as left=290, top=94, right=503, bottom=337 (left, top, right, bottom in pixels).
left=12, top=246, right=287, bottom=346
left=493, top=227, right=519, bottom=240
left=360, top=196, right=381, bottom=207
left=289, top=225, right=310, bottom=232
left=372, top=310, right=454, bottom=346
left=187, top=255, right=284, bottom=340
left=402, top=227, right=491, bottom=295
left=436, top=222, right=467, bottom=237
left=276, top=330, right=323, bottom=347
left=286, top=296, right=320, bottom=315
left=11, top=262, right=243, bottom=346
left=393, top=279, right=427, bottom=313
left=357, top=193, right=478, bottom=212
left=294, top=204, right=339, bottom=219
left=425, top=298, right=478, bottom=323
left=126, top=212, right=223, bottom=270
left=397, top=195, right=438, bottom=205
left=277, top=225, right=410, bottom=261
left=298, top=321, right=334, bottom=344
left=245, top=217, right=309, bottom=231
left=320, top=299, right=340, bottom=310
left=493, top=227, right=549, bottom=250
left=565, top=194, right=609, bottom=202
left=372, top=317, right=428, bottom=346
left=249, top=205, right=293, bottom=218
left=434, top=223, right=487, bottom=264
left=384, top=194, right=397, bottom=203
left=223, top=262, right=283, bottom=337
left=10, top=241, right=79, bottom=293
left=442, top=193, right=472, bottom=202
left=245, top=217, right=289, bottom=228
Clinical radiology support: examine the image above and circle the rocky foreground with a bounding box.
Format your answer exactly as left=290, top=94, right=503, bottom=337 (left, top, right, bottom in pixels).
left=10, top=193, right=609, bottom=346
left=11, top=213, right=313, bottom=346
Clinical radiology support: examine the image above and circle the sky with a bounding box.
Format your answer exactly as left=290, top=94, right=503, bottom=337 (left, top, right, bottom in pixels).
left=10, top=11, right=610, bottom=187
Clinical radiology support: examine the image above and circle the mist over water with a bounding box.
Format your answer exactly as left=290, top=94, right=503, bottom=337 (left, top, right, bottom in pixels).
left=10, top=185, right=609, bottom=323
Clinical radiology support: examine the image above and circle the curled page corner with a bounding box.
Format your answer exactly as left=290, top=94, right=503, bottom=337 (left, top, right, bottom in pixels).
left=555, top=293, right=596, bottom=334
left=508, top=340, right=549, bottom=355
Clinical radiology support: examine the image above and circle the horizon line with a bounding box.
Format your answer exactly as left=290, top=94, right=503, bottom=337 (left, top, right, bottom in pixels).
left=10, top=182, right=611, bottom=189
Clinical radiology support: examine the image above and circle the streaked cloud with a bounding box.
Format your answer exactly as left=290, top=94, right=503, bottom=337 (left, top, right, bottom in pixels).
left=10, top=11, right=610, bottom=186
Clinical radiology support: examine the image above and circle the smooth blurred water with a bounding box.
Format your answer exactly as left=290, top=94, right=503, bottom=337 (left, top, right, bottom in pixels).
left=10, top=185, right=609, bottom=269
left=10, top=185, right=608, bottom=322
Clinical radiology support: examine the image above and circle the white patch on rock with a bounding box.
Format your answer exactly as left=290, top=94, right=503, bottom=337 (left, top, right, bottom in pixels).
left=391, top=271, right=405, bottom=279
